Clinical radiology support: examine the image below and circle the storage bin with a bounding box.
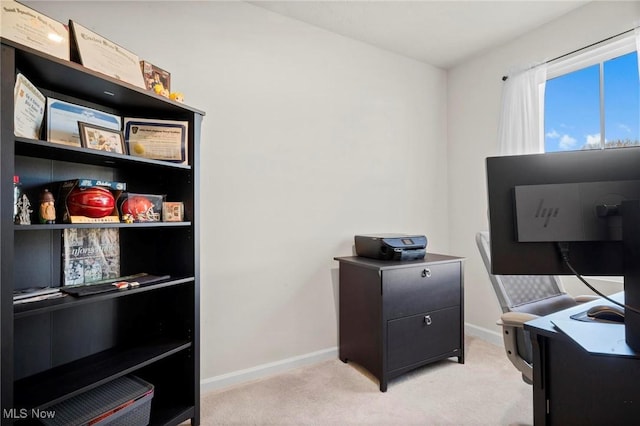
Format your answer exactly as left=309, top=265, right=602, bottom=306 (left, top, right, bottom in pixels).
left=41, top=375, right=153, bottom=426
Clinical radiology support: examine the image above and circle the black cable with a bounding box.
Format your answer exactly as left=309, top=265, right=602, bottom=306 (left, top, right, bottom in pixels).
left=557, top=242, right=640, bottom=315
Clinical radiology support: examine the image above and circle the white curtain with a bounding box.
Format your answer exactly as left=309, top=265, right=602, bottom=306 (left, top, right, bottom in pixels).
left=497, top=64, right=547, bottom=155
left=635, top=27, right=640, bottom=80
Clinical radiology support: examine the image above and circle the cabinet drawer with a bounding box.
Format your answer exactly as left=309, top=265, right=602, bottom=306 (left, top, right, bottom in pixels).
left=383, top=262, right=460, bottom=318
left=387, top=306, right=461, bottom=372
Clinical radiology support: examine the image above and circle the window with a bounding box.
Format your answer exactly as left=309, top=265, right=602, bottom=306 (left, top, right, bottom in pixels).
left=544, top=36, right=639, bottom=152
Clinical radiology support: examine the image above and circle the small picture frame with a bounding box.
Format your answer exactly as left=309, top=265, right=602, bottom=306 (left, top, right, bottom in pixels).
left=140, top=60, right=171, bottom=95
left=162, top=202, right=184, bottom=222
left=78, top=122, right=127, bottom=154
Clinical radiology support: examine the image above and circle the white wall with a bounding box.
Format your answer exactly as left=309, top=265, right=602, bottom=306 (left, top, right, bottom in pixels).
left=27, top=1, right=448, bottom=382
left=448, top=1, right=639, bottom=342
left=25, top=0, right=635, bottom=388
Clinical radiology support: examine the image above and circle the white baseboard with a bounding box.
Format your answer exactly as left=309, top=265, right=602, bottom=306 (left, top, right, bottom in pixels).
left=465, top=322, right=503, bottom=347
left=202, top=327, right=502, bottom=392
left=201, top=346, right=338, bottom=392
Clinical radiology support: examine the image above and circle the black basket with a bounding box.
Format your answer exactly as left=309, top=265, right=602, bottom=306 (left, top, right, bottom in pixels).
left=41, top=375, right=153, bottom=426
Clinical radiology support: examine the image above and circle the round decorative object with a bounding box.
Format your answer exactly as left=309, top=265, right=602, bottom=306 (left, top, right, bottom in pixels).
left=120, top=195, right=154, bottom=217
left=66, top=186, right=115, bottom=218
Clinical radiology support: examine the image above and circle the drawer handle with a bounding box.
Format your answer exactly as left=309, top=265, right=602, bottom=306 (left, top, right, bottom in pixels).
left=421, top=268, right=431, bottom=278
left=424, top=315, right=432, bottom=325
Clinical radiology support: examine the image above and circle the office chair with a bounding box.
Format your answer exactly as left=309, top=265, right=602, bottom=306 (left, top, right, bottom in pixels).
left=475, top=231, right=598, bottom=384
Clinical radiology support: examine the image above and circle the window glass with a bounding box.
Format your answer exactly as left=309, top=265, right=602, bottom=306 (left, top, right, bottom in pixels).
left=544, top=50, right=639, bottom=152
left=544, top=64, right=600, bottom=152
left=604, top=51, right=640, bottom=148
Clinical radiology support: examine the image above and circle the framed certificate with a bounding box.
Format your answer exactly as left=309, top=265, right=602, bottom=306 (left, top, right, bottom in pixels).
left=47, top=98, right=121, bottom=147
left=70, top=20, right=146, bottom=89
left=14, top=73, right=46, bottom=139
left=124, top=118, right=188, bottom=164
left=1, top=1, right=69, bottom=60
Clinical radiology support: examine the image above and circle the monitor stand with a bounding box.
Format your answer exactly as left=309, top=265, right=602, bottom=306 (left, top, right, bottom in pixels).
left=621, top=200, right=640, bottom=352
left=550, top=199, right=640, bottom=356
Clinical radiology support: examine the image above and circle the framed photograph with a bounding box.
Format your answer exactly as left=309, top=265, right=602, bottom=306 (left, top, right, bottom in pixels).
left=78, top=122, right=127, bottom=154
left=140, top=60, right=171, bottom=95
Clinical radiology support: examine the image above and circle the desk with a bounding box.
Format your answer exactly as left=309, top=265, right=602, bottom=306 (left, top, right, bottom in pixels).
left=525, top=293, right=640, bottom=425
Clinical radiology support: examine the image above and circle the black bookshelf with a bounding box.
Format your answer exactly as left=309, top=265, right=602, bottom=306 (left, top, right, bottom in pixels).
left=1, top=38, right=202, bottom=425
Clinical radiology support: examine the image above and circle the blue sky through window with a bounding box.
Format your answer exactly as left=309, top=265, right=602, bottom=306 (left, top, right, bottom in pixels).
left=605, top=52, right=640, bottom=145
left=544, top=51, right=639, bottom=152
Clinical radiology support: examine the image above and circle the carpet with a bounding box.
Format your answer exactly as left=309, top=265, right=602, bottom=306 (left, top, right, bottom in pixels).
left=197, top=336, right=532, bottom=425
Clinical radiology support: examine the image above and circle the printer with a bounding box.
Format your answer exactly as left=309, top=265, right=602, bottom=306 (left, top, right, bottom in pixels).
left=354, top=234, right=427, bottom=261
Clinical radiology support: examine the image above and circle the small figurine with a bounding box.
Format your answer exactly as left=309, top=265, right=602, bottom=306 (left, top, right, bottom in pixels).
left=169, top=92, right=184, bottom=103
left=39, top=189, right=56, bottom=224
left=17, top=194, right=32, bottom=225
left=13, top=175, right=22, bottom=224
left=153, top=83, right=170, bottom=98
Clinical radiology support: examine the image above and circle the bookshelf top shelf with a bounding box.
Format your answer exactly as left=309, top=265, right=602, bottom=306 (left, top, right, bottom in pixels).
left=3, top=38, right=205, bottom=118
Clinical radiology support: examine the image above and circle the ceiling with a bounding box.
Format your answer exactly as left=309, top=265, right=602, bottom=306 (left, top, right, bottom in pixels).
left=249, top=1, right=589, bottom=69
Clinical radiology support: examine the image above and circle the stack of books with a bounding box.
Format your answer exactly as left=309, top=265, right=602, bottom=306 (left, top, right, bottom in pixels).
left=13, top=287, right=65, bottom=304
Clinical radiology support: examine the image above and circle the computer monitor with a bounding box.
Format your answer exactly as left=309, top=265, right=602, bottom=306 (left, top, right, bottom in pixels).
left=485, top=146, right=640, bottom=352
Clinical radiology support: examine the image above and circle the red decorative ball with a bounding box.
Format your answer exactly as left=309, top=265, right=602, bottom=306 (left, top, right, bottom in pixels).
left=121, top=196, right=154, bottom=216
left=66, top=186, right=115, bottom=218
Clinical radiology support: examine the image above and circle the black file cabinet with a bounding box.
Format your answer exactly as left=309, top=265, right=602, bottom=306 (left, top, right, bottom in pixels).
left=335, top=254, right=464, bottom=391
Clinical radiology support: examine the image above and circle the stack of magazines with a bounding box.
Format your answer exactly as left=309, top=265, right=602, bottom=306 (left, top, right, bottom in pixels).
left=13, top=287, right=65, bottom=304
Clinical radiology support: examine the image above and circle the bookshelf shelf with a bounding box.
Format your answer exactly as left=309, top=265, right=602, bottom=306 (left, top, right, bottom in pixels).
left=16, top=137, right=192, bottom=170
left=14, top=222, right=192, bottom=231
left=14, top=278, right=194, bottom=319
left=14, top=339, right=192, bottom=409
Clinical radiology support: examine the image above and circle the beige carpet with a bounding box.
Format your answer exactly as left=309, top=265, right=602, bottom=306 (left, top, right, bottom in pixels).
left=196, top=336, right=532, bottom=425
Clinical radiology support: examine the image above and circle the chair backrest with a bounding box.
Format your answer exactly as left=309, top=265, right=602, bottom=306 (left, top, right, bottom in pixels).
left=475, top=231, right=573, bottom=314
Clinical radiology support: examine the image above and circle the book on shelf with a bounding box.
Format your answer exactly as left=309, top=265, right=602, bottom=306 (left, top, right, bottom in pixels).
left=62, top=228, right=120, bottom=286
left=13, top=287, right=65, bottom=304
